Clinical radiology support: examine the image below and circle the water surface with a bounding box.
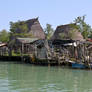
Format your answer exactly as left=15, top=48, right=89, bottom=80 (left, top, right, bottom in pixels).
left=0, top=61, right=92, bottom=92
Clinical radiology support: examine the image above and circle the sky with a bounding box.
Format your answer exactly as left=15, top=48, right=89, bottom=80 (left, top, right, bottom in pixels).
left=0, top=0, right=92, bottom=31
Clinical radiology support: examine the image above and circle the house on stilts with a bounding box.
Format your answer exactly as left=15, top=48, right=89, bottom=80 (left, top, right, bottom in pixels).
left=50, top=23, right=86, bottom=65
left=8, top=18, right=47, bottom=60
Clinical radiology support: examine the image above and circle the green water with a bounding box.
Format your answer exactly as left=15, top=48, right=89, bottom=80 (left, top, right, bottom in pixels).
left=0, top=62, right=92, bottom=92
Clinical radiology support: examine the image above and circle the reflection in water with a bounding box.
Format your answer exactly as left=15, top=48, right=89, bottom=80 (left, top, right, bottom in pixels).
left=0, top=62, right=92, bottom=92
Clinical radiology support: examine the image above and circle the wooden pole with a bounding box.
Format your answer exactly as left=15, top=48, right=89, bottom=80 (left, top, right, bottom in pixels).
left=21, top=43, right=24, bottom=62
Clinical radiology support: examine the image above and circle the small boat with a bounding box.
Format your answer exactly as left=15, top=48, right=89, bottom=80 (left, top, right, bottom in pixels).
left=72, top=62, right=86, bottom=69
left=69, top=61, right=86, bottom=69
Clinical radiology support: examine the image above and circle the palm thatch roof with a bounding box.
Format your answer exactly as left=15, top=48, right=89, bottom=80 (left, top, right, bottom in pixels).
left=26, top=18, right=45, bottom=39
left=12, top=17, right=45, bottom=39
left=51, top=23, right=84, bottom=41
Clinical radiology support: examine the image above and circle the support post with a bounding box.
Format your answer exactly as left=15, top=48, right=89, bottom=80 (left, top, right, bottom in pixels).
left=21, top=43, right=24, bottom=62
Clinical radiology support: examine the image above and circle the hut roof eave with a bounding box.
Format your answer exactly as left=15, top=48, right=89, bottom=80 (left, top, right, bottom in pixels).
left=16, top=38, right=39, bottom=44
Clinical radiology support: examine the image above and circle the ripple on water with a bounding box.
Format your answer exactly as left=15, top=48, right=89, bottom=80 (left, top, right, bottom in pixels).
left=0, top=62, right=92, bottom=92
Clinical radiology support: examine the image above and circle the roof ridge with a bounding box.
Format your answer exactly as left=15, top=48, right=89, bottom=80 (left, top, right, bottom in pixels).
left=57, top=23, right=76, bottom=28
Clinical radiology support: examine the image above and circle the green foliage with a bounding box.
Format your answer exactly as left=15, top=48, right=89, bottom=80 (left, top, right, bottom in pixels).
left=59, top=24, right=79, bottom=40
left=10, top=21, right=33, bottom=38
left=88, top=31, right=92, bottom=38
left=11, top=50, right=29, bottom=56
left=11, top=33, right=34, bottom=38
left=10, top=21, right=28, bottom=33
left=59, top=29, right=77, bottom=40
left=44, top=24, right=54, bottom=40
left=59, top=33, right=66, bottom=39
left=0, top=29, right=10, bottom=42
left=69, top=24, right=79, bottom=30
left=74, top=15, right=92, bottom=39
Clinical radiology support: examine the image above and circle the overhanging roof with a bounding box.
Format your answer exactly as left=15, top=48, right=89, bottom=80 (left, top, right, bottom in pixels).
left=16, top=38, right=39, bottom=44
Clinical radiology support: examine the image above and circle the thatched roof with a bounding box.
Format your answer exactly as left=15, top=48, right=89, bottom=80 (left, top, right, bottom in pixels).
left=26, top=18, right=45, bottom=39
left=13, top=18, right=45, bottom=39
left=51, top=23, right=84, bottom=41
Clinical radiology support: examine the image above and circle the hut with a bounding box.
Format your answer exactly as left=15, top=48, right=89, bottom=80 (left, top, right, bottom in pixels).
left=31, top=40, right=48, bottom=59
left=0, top=42, right=8, bottom=56
left=9, top=17, right=46, bottom=56
left=8, top=38, right=39, bottom=56
left=15, top=38, right=38, bottom=54
left=50, top=24, right=85, bottom=64
left=26, top=17, right=45, bottom=39
left=51, top=23, right=84, bottom=41
left=10, top=17, right=45, bottom=39
left=29, top=39, right=58, bottom=65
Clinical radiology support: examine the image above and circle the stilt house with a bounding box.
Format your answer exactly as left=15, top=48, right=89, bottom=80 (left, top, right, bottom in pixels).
left=50, top=24, right=85, bottom=63
left=9, top=18, right=46, bottom=56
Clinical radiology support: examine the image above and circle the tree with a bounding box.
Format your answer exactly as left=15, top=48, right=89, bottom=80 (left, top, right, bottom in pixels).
left=74, top=15, right=92, bottom=39
left=59, top=33, right=66, bottom=39
left=44, top=24, right=54, bottom=40
left=68, top=29, right=78, bottom=39
left=10, top=21, right=33, bottom=38
left=0, top=29, right=10, bottom=42
left=10, top=21, right=28, bottom=33
left=88, top=31, right=92, bottom=39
